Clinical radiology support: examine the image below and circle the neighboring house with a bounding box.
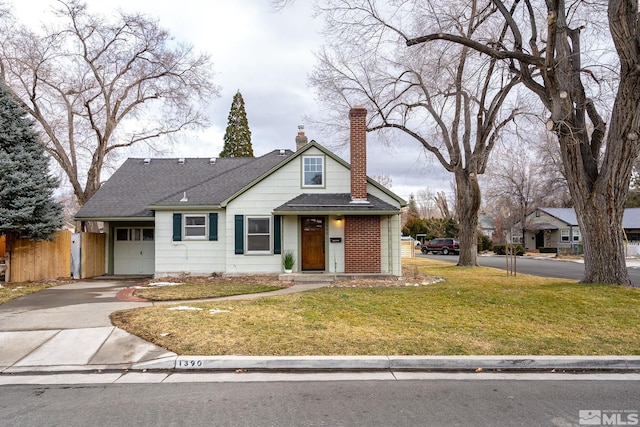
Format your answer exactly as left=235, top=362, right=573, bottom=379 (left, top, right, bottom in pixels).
left=513, top=207, right=640, bottom=251
left=478, top=213, right=495, bottom=239
left=75, top=107, right=406, bottom=277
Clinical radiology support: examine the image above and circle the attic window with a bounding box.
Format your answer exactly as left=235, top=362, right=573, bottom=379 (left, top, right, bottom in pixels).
left=302, top=155, right=324, bottom=187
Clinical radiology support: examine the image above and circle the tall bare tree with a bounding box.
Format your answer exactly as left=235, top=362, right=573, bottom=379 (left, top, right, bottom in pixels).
left=0, top=0, right=218, bottom=211
left=405, top=0, right=639, bottom=285
left=311, top=0, right=521, bottom=266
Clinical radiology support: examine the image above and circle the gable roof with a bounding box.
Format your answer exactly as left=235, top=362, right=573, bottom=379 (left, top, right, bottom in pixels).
left=75, top=141, right=406, bottom=221
left=75, top=150, right=293, bottom=220
left=537, top=208, right=578, bottom=226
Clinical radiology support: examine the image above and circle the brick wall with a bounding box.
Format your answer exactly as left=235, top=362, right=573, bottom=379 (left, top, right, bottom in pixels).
left=345, top=215, right=381, bottom=273
left=349, top=106, right=368, bottom=201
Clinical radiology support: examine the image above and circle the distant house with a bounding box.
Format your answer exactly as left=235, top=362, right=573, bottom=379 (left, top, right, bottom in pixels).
left=478, top=213, right=495, bottom=238
left=513, top=207, right=640, bottom=251
left=75, top=107, right=406, bottom=278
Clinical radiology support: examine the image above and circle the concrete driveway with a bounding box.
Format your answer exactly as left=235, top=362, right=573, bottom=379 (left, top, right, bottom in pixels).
left=0, top=279, right=176, bottom=372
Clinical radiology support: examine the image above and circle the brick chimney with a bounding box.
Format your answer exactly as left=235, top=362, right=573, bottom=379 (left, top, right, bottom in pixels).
left=295, top=125, right=308, bottom=151
left=349, top=106, right=368, bottom=203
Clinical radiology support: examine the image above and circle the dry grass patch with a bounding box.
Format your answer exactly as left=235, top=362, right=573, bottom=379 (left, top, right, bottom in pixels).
left=132, top=274, right=287, bottom=301
left=111, top=258, right=640, bottom=356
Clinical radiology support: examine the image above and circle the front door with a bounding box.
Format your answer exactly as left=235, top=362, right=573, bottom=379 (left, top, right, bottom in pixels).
left=535, top=231, right=545, bottom=249
left=301, top=217, right=325, bottom=271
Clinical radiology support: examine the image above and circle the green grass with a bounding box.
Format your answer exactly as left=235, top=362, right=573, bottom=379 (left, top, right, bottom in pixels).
left=110, top=258, right=640, bottom=356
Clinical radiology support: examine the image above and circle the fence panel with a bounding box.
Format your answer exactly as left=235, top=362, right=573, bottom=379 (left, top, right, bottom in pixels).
left=9, top=231, right=71, bottom=282
left=81, top=232, right=106, bottom=278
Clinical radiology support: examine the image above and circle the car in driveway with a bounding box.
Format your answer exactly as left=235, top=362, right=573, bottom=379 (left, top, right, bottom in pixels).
left=421, top=238, right=460, bottom=255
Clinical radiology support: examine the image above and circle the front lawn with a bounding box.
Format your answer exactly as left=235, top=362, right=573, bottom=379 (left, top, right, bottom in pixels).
left=0, top=281, right=62, bottom=304
left=110, top=258, right=640, bottom=356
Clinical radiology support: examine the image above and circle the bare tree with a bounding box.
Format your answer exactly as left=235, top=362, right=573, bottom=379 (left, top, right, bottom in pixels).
left=405, top=0, right=640, bottom=285
left=311, top=0, right=522, bottom=266
left=415, top=188, right=439, bottom=219
left=0, top=0, right=219, bottom=213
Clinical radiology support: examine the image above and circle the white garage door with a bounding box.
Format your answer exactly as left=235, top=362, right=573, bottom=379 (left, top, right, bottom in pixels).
left=114, top=228, right=155, bottom=274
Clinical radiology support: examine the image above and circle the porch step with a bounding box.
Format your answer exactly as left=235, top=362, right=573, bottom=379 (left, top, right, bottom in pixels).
left=279, top=273, right=336, bottom=283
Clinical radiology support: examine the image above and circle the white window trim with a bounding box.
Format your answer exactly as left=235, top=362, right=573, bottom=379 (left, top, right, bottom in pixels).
left=561, top=229, right=570, bottom=242
left=246, top=216, right=271, bottom=254
left=302, top=155, right=325, bottom=188
left=184, top=214, right=207, bottom=240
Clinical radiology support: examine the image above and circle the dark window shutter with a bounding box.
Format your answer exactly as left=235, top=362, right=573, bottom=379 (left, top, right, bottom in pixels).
left=234, top=215, right=244, bottom=254
left=172, top=213, right=182, bottom=241
left=209, top=213, right=218, bottom=241
left=273, top=215, right=282, bottom=255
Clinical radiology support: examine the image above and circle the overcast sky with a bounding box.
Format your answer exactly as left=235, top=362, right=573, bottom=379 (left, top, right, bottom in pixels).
left=12, top=0, right=453, bottom=202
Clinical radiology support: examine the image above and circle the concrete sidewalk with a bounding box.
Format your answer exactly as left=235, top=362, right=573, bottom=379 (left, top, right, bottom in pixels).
left=1, top=278, right=639, bottom=379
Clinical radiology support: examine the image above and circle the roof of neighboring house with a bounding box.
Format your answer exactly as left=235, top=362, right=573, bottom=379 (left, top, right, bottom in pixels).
left=539, top=208, right=578, bottom=226
left=274, top=193, right=400, bottom=215
left=623, top=208, right=640, bottom=229
left=75, top=150, right=294, bottom=220
left=478, top=214, right=494, bottom=230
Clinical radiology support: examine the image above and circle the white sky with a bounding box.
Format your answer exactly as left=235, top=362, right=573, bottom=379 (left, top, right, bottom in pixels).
left=11, top=0, right=453, bottom=202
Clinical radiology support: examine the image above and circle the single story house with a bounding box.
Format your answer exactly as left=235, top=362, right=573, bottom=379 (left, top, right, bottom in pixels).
left=513, top=207, right=640, bottom=251
left=75, top=107, right=406, bottom=277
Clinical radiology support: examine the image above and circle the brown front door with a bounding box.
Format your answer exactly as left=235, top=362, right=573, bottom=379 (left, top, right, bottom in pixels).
left=301, top=216, right=325, bottom=271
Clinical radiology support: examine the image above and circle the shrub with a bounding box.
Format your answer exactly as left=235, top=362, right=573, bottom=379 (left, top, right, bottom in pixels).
left=493, top=244, right=525, bottom=256
left=539, top=247, right=558, bottom=254
left=477, top=235, right=493, bottom=252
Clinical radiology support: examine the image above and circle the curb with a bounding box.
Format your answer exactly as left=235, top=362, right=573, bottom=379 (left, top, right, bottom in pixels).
left=129, top=355, right=640, bottom=373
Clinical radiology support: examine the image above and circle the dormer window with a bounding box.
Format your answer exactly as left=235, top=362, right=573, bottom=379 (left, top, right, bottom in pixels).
left=303, top=155, right=324, bottom=187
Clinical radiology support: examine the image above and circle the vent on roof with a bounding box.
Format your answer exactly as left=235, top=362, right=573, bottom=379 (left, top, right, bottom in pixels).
left=178, top=158, right=185, bottom=164
left=210, top=157, right=216, bottom=164
left=180, top=192, right=188, bottom=202
left=143, top=158, right=151, bottom=164
left=278, top=149, right=286, bottom=156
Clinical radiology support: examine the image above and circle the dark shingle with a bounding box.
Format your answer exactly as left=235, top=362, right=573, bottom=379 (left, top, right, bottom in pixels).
left=76, top=150, right=293, bottom=219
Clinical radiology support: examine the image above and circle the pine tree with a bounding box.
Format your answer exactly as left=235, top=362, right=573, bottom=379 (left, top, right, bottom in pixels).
left=0, top=83, right=63, bottom=241
left=219, top=90, right=254, bottom=158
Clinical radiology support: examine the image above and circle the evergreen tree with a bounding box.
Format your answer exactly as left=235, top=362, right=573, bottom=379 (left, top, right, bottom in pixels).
left=0, top=83, right=63, bottom=241
left=219, top=90, right=254, bottom=158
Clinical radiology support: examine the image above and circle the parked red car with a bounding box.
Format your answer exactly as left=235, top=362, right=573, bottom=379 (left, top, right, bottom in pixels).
left=421, top=238, right=460, bottom=255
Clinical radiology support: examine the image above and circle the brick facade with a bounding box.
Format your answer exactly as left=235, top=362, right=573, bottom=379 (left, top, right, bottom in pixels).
left=345, top=215, right=381, bottom=273
left=349, top=107, right=368, bottom=201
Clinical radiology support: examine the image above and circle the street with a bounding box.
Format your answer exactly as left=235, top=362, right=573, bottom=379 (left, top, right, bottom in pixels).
left=419, top=253, right=640, bottom=285
left=1, top=375, right=638, bottom=426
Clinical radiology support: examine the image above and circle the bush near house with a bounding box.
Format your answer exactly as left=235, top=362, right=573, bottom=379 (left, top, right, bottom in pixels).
left=539, top=247, right=558, bottom=254
left=493, top=244, right=525, bottom=256
left=477, top=235, right=493, bottom=252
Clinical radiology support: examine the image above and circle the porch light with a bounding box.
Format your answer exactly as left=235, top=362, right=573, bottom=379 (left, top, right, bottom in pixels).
left=336, top=215, right=343, bottom=222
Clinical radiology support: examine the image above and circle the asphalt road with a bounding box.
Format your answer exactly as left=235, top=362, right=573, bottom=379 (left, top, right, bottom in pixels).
left=419, top=253, right=640, bottom=285
left=1, top=378, right=638, bottom=426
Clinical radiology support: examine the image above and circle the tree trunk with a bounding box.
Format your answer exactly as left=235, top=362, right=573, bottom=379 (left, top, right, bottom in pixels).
left=576, top=199, right=629, bottom=284
left=455, top=170, right=480, bottom=266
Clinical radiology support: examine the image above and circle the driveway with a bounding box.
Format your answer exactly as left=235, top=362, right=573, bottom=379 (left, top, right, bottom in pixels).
left=0, top=279, right=175, bottom=372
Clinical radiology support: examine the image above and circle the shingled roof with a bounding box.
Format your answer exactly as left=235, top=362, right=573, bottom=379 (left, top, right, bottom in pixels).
left=274, top=193, right=400, bottom=214
left=75, top=150, right=294, bottom=220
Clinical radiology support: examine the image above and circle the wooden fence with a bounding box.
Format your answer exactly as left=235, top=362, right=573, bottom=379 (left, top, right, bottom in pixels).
left=80, top=232, right=106, bottom=279
left=5, top=231, right=105, bottom=282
